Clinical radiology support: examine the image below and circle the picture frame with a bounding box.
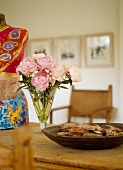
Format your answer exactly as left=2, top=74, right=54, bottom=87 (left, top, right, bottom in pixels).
left=83, top=33, right=114, bottom=67
left=53, top=36, right=81, bottom=67
left=26, top=38, right=53, bottom=57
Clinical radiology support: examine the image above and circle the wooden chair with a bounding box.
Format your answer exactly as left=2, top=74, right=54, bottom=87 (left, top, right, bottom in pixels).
left=50, top=85, right=113, bottom=124
left=0, top=126, right=35, bottom=170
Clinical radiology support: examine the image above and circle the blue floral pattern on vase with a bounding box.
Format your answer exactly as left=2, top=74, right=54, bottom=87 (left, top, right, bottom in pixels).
left=0, top=92, right=29, bottom=130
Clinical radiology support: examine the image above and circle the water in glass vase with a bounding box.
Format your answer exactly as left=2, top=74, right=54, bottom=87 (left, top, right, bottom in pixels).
left=30, top=87, right=56, bottom=130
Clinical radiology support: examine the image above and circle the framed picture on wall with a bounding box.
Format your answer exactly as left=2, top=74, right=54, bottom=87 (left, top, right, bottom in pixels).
left=26, top=38, right=53, bottom=57
left=83, top=33, right=114, bottom=67
left=53, top=36, right=81, bottom=67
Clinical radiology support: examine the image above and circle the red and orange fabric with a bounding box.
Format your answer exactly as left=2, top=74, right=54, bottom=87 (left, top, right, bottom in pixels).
left=0, top=25, right=28, bottom=78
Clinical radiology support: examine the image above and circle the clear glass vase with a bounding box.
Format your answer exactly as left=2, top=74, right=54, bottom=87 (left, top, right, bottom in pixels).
left=30, top=87, right=56, bottom=130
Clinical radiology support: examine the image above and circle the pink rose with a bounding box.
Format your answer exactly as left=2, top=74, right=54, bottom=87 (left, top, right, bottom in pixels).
left=37, top=56, right=56, bottom=71
left=31, top=72, right=49, bottom=92
left=69, top=66, right=82, bottom=82
left=16, top=58, right=37, bottom=76
left=63, top=65, right=72, bottom=77
left=33, top=53, right=45, bottom=60
left=64, top=65, right=72, bottom=73
left=50, top=65, right=66, bottom=81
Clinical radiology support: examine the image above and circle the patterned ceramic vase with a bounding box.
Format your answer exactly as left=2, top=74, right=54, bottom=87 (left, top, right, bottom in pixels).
left=0, top=91, right=29, bottom=130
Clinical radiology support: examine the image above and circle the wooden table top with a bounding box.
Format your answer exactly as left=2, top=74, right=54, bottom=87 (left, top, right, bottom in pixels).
left=1, top=122, right=123, bottom=170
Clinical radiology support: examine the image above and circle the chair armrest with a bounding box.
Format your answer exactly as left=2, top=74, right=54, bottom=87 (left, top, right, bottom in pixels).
left=82, top=107, right=113, bottom=123
left=89, top=107, right=113, bottom=114
left=51, top=105, right=71, bottom=112
left=87, top=107, right=113, bottom=123
left=50, top=106, right=71, bottom=123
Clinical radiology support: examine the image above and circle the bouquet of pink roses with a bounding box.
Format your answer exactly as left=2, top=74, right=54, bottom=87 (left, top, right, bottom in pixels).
left=16, top=53, right=82, bottom=124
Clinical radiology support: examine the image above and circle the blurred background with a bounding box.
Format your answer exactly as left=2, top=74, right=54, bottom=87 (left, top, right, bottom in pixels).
left=1, top=0, right=123, bottom=124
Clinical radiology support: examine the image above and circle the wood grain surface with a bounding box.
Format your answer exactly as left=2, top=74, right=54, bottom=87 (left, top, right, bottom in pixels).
left=0, top=123, right=123, bottom=170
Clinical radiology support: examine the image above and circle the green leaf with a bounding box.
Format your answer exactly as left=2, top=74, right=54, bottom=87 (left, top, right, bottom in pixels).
left=17, top=85, right=27, bottom=91
left=18, top=80, right=25, bottom=83
left=69, top=78, right=72, bottom=85
left=58, top=86, right=68, bottom=89
left=61, top=80, right=70, bottom=84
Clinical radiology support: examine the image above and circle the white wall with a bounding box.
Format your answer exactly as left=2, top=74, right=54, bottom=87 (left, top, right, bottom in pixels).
left=119, top=0, right=123, bottom=122
left=1, top=0, right=123, bottom=123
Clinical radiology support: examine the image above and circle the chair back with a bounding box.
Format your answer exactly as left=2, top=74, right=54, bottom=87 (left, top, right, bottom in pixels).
left=68, top=85, right=112, bottom=123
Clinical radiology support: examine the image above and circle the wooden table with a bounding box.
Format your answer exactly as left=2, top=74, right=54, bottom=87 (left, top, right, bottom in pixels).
left=1, top=122, right=123, bottom=170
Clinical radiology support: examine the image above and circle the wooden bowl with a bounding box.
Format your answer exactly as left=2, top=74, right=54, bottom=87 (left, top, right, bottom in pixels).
left=42, top=123, right=123, bottom=150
